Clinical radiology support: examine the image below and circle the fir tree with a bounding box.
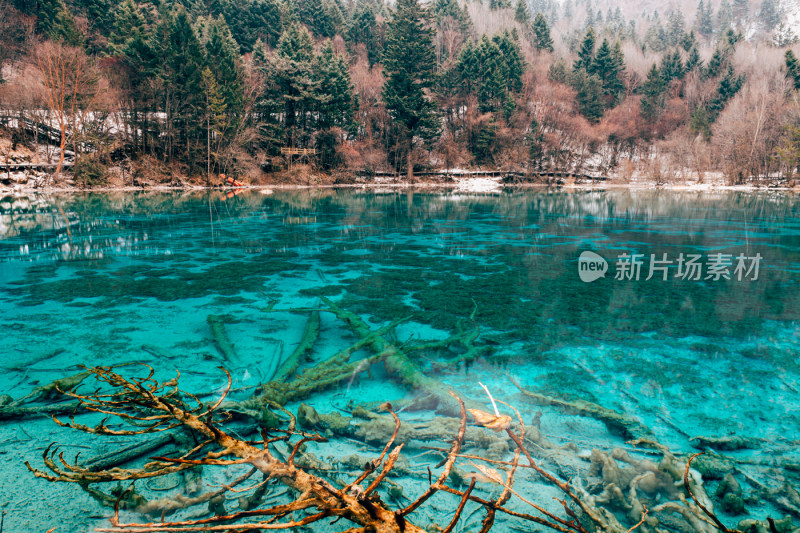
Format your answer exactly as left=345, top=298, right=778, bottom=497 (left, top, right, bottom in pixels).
left=547, top=59, right=569, bottom=83
left=570, top=68, right=604, bottom=122
left=704, top=47, right=729, bottom=79
left=707, top=64, right=745, bottom=121
left=574, top=27, right=595, bottom=71
left=696, top=0, right=713, bottom=37
left=759, top=0, right=780, bottom=31
left=268, top=24, right=318, bottom=149
left=456, top=40, right=479, bottom=93
left=689, top=105, right=711, bottom=140
left=205, top=16, right=244, bottom=136
left=644, top=19, right=667, bottom=52
left=313, top=42, right=357, bottom=168
left=640, top=63, right=666, bottom=122
left=526, top=117, right=545, bottom=168
left=382, top=0, right=440, bottom=178
left=686, top=46, right=702, bottom=71
left=786, top=50, right=800, bottom=91
left=476, top=36, right=507, bottom=113
left=660, top=49, right=685, bottom=84
left=489, top=0, right=511, bottom=10
left=348, top=1, right=383, bottom=66
left=314, top=42, right=356, bottom=132
left=250, top=0, right=285, bottom=48
left=201, top=66, right=228, bottom=180
left=514, top=0, right=530, bottom=25
left=158, top=8, right=207, bottom=163
left=717, top=0, right=732, bottom=32
left=589, top=38, right=624, bottom=106
left=494, top=31, right=524, bottom=93
left=297, top=0, right=343, bottom=38
left=434, top=0, right=472, bottom=32
left=680, top=30, right=697, bottom=51
left=532, top=12, right=554, bottom=52
left=49, top=2, right=84, bottom=46
left=666, top=10, right=685, bottom=47
left=110, top=0, right=146, bottom=53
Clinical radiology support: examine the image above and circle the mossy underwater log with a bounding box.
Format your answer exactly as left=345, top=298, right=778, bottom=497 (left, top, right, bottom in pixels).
left=271, top=310, right=320, bottom=383
left=206, top=314, right=240, bottom=366
left=510, top=376, right=655, bottom=441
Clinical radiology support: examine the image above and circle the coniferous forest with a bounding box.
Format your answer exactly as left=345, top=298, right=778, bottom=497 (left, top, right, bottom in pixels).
left=2, top=0, right=800, bottom=185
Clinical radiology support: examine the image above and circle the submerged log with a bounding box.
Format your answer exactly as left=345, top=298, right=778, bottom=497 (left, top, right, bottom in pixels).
left=510, top=376, right=655, bottom=441
left=206, top=315, right=240, bottom=366
left=271, top=310, right=320, bottom=383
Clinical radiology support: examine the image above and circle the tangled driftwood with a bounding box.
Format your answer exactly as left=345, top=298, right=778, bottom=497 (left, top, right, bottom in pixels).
left=26, top=363, right=651, bottom=533
left=17, top=300, right=796, bottom=533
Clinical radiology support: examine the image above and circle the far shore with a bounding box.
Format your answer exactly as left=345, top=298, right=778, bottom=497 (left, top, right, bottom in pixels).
left=2, top=176, right=799, bottom=196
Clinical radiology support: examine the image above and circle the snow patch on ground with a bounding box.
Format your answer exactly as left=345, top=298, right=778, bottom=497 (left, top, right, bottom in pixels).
left=453, top=176, right=503, bottom=193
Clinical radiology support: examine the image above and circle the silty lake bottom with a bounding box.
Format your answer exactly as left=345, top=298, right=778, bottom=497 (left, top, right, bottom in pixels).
left=0, top=188, right=798, bottom=533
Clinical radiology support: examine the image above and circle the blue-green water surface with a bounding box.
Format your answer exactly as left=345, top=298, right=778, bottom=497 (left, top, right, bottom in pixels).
left=0, top=189, right=798, bottom=532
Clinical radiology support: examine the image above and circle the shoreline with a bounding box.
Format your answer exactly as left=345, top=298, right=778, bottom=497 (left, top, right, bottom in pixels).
left=2, top=177, right=800, bottom=195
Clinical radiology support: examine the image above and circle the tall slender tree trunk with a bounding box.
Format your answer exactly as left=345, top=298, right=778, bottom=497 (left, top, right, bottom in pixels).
left=406, top=136, right=413, bottom=180
left=55, top=120, right=66, bottom=181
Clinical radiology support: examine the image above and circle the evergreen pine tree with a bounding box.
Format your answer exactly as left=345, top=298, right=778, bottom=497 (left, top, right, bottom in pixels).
left=532, top=12, right=554, bottom=51
left=717, top=0, right=732, bottom=32
left=494, top=31, right=524, bottom=93
left=786, top=50, right=800, bottom=91
left=201, top=66, right=228, bottom=179
left=547, top=59, right=569, bottom=83
left=382, top=0, right=440, bottom=178
left=266, top=24, right=318, bottom=150
left=707, top=65, right=745, bottom=121
left=526, top=117, right=545, bottom=168
left=696, top=0, right=713, bottom=37
left=733, top=0, right=749, bottom=16
left=640, top=63, right=666, bottom=122
left=49, top=2, right=84, bottom=46
left=110, top=0, right=146, bottom=53
left=313, top=42, right=357, bottom=168
left=680, top=30, right=697, bottom=51
left=253, top=0, right=285, bottom=48
left=514, top=0, right=530, bottom=25
left=574, top=27, right=595, bottom=71
left=660, top=49, right=685, bottom=83
left=434, top=0, right=472, bottom=32
left=689, top=105, right=711, bottom=140
left=158, top=8, right=207, bottom=163
left=476, top=36, right=507, bottom=113
left=570, top=68, right=604, bottom=122
left=759, top=0, right=780, bottom=31
left=644, top=19, right=667, bottom=52
left=456, top=40, right=479, bottom=93
left=704, top=47, right=729, bottom=79
left=205, top=16, right=244, bottom=135
left=348, top=1, right=384, bottom=66
left=297, top=0, right=342, bottom=38
left=589, top=38, right=624, bottom=106
left=686, top=46, right=702, bottom=71
left=666, top=10, right=685, bottom=47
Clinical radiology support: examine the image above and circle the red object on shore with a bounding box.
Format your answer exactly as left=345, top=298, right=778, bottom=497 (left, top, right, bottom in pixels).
left=224, top=176, right=244, bottom=187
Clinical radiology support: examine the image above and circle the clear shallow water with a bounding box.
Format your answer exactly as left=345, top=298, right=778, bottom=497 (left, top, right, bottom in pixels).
left=0, top=189, right=798, bottom=532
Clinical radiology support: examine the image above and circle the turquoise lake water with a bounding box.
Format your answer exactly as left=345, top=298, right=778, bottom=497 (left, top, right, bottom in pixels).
left=0, top=189, right=798, bottom=532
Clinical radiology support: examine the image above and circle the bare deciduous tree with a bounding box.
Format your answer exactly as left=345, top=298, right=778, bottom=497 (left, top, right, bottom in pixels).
left=35, top=40, right=98, bottom=181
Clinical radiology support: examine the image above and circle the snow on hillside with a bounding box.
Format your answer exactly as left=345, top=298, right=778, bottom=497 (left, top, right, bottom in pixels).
left=785, top=0, right=800, bottom=38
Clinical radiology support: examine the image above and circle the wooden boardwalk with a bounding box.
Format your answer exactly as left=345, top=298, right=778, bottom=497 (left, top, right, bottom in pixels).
left=368, top=170, right=607, bottom=180
left=0, top=162, right=73, bottom=171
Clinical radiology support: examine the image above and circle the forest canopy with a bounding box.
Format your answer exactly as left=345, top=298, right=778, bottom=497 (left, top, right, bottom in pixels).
left=1, top=0, right=800, bottom=185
